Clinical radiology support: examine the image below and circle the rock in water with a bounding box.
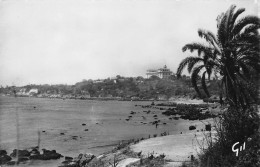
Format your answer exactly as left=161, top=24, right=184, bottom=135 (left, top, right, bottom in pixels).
left=0, top=150, right=7, bottom=156
left=189, top=125, right=196, bottom=130
left=0, top=154, right=12, bottom=165
left=6, top=161, right=16, bottom=165
left=10, top=149, right=30, bottom=157
left=18, top=157, right=29, bottom=162
left=30, top=149, right=62, bottom=160
left=65, top=156, right=73, bottom=161
left=30, top=148, right=40, bottom=155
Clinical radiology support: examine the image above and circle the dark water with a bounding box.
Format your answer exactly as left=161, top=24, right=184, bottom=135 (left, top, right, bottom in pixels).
left=0, top=96, right=181, bottom=166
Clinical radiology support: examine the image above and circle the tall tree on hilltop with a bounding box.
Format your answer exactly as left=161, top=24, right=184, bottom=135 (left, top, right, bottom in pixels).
left=177, top=5, right=260, bottom=107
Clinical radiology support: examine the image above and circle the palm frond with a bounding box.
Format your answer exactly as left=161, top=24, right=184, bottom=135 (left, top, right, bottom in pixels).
left=232, top=16, right=260, bottom=36
left=198, top=29, right=217, bottom=45
left=230, top=7, right=245, bottom=30
left=187, top=57, right=203, bottom=73
left=176, top=57, right=195, bottom=76
left=182, top=43, right=213, bottom=56
left=242, top=24, right=260, bottom=34
left=217, top=10, right=228, bottom=46
left=226, top=5, right=237, bottom=39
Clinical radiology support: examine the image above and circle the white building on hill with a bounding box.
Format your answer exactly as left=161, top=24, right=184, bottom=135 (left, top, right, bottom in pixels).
left=146, top=65, right=173, bottom=79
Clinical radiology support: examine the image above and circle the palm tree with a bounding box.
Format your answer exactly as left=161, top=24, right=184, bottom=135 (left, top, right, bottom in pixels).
left=177, top=5, right=260, bottom=107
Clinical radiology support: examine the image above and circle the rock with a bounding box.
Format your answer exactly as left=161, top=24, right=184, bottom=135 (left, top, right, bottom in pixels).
left=0, top=150, right=7, bottom=156
left=18, top=157, right=29, bottom=162
left=65, top=156, right=73, bottom=161
left=84, top=129, right=89, bottom=131
left=82, top=123, right=86, bottom=126
left=30, top=149, right=62, bottom=160
left=189, top=125, right=196, bottom=130
left=42, top=149, right=53, bottom=154
left=30, top=154, right=42, bottom=160
left=0, top=154, right=12, bottom=165
left=61, top=160, right=71, bottom=164
left=130, top=111, right=136, bottom=114
left=10, top=149, right=30, bottom=157
left=6, top=161, right=16, bottom=165
left=205, top=124, right=211, bottom=131
left=51, top=150, right=56, bottom=153
left=30, top=148, right=40, bottom=155
left=72, top=136, right=78, bottom=140
left=60, top=133, right=65, bottom=135
left=75, top=153, right=95, bottom=166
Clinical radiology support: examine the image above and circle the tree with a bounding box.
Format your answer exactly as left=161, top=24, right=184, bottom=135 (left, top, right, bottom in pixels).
left=177, top=5, right=260, bottom=107
left=149, top=75, right=161, bottom=80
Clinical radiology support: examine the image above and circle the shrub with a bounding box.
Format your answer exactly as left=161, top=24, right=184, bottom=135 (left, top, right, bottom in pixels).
left=198, top=106, right=260, bottom=166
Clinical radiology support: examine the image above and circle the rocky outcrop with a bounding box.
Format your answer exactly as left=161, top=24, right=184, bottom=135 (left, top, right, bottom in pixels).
left=59, top=153, right=95, bottom=167
left=30, top=149, right=63, bottom=160
left=0, top=148, right=63, bottom=165
left=10, top=149, right=30, bottom=157
left=0, top=150, right=7, bottom=156
left=0, top=150, right=12, bottom=165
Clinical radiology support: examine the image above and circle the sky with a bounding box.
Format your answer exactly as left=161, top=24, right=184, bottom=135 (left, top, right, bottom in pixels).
left=0, top=0, right=258, bottom=86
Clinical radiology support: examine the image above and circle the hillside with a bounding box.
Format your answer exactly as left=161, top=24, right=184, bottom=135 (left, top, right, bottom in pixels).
left=0, top=75, right=220, bottom=100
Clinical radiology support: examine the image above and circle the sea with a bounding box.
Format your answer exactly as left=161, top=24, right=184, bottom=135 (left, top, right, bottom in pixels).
left=0, top=96, right=184, bottom=167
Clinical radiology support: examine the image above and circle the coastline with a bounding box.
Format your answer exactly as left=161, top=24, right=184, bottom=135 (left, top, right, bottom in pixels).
left=57, top=99, right=219, bottom=167
left=0, top=96, right=220, bottom=166
left=56, top=118, right=215, bottom=167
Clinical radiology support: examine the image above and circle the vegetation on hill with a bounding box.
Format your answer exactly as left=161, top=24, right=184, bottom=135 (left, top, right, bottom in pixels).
left=0, top=75, right=220, bottom=100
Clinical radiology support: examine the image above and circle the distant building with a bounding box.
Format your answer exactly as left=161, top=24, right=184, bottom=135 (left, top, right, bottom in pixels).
left=146, top=65, right=173, bottom=79
left=29, top=89, right=38, bottom=96
left=93, top=79, right=104, bottom=83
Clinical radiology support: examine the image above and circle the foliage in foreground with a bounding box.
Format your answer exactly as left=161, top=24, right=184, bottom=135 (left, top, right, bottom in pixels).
left=177, top=4, right=260, bottom=167
left=198, top=106, right=260, bottom=167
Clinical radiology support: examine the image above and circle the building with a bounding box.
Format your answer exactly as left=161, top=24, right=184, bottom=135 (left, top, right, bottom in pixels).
left=146, top=65, right=173, bottom=79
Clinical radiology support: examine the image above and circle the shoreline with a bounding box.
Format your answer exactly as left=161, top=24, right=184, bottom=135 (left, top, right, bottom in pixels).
left=0, top=97, right=220, bottom=166
left=1, top=94, right=210, bottom=103
left=56, top=118, right=214, bottom=167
